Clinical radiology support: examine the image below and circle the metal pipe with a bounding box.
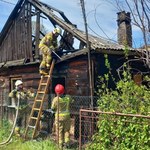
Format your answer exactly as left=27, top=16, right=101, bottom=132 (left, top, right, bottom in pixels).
left=79, top=108, right=82, bottom=150
left=56, top=94, right=60, bottom=147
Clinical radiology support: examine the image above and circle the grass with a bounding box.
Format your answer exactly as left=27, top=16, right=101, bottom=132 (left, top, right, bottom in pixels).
left=0, top=119, right=12, bottom=141
left=0, top=120, right=58, bottom=150
left=0, top=120, right=78, bottom=150
left=1, top=138, right=58, bottom=150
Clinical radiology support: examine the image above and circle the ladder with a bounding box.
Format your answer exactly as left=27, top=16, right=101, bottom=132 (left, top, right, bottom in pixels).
left=24, top=59, right=55, bottom=139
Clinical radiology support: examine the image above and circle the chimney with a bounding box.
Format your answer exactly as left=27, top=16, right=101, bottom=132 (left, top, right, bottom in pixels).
left=117, top=11, right=132, bottom=47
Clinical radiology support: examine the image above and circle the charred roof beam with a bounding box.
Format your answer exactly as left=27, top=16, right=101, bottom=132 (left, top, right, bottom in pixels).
left=27, top=0, right=87, bottom=45
left=39, top=1, right=73, bottom=25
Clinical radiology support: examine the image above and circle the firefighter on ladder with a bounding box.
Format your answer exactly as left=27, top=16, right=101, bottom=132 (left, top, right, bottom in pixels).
left=39, top=27, right=62, bottom=76
left=9, top=80, right=35, bottom=137
left=51, top=84, right=73, bottom=149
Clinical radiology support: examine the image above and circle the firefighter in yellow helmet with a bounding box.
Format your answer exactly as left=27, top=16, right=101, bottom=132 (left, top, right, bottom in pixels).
left=39, top=27, right=62, bottom=75
left=9, top=80, right=35, bottom=137
left=51, top=84, right=73, bottom=149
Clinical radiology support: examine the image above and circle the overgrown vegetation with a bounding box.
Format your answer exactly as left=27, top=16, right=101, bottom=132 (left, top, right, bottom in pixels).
left=86, top=54, right=150, bottom=150
left=0, top=138, right=58, bottom=150
left=0, top=120, right=12, bottom=141
left=0, top=120, right=58, bottom=150
left=0, top=120, right=78, bottom=150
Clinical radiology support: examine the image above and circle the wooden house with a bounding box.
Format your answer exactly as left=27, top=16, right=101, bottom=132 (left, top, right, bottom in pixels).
left=0, top=0, right=148, bottom=139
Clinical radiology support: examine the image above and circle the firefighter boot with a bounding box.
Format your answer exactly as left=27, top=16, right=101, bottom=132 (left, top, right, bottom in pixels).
left=14, top=127, right=21, bottom=137
left=63, top=142, right=70, bottom=149
left=39, top=69, right=48, bottom=76
left=59, top=143, right=63, bottom=150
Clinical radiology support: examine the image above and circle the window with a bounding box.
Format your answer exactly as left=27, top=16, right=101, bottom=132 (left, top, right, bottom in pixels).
left=0, top=78, right=7, bottom=106
left=10, top=77, right=22, bottom=91
left=9, top=77, right=22, bottom=106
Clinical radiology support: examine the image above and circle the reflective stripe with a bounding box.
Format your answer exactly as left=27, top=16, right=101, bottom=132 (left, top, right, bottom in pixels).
left=39, top=43, right=45, bottom=48
left=16, top=105, right=28, bottom=110
left=55, top=112, right=70, bottom=117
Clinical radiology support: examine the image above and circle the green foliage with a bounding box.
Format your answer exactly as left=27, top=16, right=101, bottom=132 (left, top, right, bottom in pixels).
left=87, top=115, right=150, bottom=150
left=0, top=120, right=12, bottom=141
left=98, top=75, right=150, bottom=114
left=0, top=120, right=58, bottom=150
left=86, top=70, right=150, bottom=149
left=0, top=138, right=58, bottom=150
left=124, top=45, right=129, bottom=58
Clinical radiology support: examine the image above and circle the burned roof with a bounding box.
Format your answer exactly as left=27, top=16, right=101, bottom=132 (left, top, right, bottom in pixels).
left=0, top=0, right=138, bottom=69
left=28, top=0, right=135, bottom=52
left=0, top=0, right=135, bottom=52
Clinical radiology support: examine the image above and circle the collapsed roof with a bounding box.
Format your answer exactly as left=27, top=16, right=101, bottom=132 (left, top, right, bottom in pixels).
left=0, top=0, right=137, bottom=67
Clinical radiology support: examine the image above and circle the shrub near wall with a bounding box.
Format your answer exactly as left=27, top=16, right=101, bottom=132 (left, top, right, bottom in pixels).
left=86, top=73, right=150, bottom=150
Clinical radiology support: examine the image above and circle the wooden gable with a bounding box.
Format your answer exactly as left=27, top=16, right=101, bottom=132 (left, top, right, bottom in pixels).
left=0, top=1, right=33, bottom=63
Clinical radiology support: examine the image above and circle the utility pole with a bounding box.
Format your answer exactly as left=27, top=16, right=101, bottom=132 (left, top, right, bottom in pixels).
left=80, top=0, right=94, bottom=108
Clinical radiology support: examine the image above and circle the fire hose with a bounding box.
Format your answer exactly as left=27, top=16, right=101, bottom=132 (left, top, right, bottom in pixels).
left=0, top=93, right=20, bottom=146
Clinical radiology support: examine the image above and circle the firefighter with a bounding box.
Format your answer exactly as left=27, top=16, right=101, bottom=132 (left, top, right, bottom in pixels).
left=39, top=27, right=62, bottom=75
left=9, top=80, right=35, bottom=137
left=51, top=84, right=73, bottom=149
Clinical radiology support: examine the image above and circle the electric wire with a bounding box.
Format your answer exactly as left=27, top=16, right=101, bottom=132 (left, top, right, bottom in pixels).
left=0, top=0, right=15, bottom=5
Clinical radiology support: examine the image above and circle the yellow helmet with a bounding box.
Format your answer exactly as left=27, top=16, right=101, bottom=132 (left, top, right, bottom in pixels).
left=53, top=27, right=62, bottom=35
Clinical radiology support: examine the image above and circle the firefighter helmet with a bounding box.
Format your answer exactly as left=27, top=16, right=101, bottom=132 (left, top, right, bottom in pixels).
left=53, top=27, right=62, bottom=35
left=15, top=80, right=23, bottom=87
left=55, top=84, right=65, bottom=94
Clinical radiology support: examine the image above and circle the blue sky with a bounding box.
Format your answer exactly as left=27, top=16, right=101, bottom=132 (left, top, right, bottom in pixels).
left=0, top=0, right=145, bottom=48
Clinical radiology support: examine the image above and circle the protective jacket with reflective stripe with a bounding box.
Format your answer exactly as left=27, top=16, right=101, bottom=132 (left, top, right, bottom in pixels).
left=9, top=89, right=35, bottom=109
left=39, top=32, right=58, bottom=50
left=51, top=95, right=73, bottom=120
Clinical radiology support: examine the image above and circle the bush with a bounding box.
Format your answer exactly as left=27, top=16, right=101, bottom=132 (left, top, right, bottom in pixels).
left=86, top=73, right=150, bottom=150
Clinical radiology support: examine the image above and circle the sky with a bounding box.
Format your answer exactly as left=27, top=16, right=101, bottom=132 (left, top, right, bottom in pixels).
left=0, top=0, right=146, bottom=48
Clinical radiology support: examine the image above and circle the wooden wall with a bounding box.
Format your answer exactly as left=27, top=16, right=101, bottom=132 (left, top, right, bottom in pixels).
left=0, top=63, right=40, bottom=122
left=0, top=3, right=33, bottom=63
left=54, top=57, right=90, bottom=96
left=66, top=60, right=89, bottom=96
left=0, top=64, right=40, bottom=103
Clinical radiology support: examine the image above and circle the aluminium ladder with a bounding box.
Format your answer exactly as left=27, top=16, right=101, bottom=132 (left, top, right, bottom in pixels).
left=24, top=59, right=55, bottom=139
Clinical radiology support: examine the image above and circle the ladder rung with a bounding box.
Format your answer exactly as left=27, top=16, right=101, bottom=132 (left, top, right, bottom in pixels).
left=35, top=99, right=42, bottom=102
left=28, top=125, right=35, bottom=129
left=40, top=83, right=47, bottom=86
left=37, top=91, right=45, bottom=94
left=33, top=108, right=40, bottom=111
left=25, top=60, right=55, bottom=139
left=30, top=117, right=38, bottom=120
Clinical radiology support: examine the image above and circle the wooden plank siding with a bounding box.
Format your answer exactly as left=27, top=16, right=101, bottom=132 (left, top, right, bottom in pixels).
left=66, top=60, right=89, bottom=96
left=3, top=65, right=40, bottom=102
left=0, top=3, right=33, bottom=63
left=27, top=3, right=33, bottom=62
left=53, top=58, right=90, bottom=96
left=34, top=9, right=40, bottom=60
